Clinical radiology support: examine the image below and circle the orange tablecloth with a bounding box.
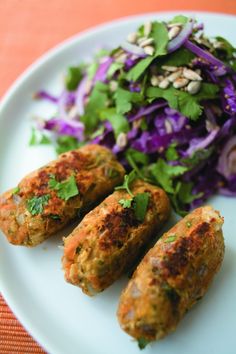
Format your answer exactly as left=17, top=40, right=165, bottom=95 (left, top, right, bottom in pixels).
left=0, top=0, right=236, bottom=353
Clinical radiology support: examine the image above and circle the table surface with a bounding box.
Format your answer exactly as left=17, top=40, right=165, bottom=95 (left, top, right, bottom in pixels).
left=0, top=0, right=236, bottom=353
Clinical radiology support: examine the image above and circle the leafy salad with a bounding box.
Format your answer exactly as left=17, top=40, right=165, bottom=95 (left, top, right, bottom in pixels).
left=31, top=15, right=236, bottom=215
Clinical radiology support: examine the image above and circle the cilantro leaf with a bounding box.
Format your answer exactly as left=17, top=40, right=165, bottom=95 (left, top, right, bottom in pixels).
left=100, top=108, right=129, bottom=138
left=214, top=36, right=236, bottom=59
left=81, top=82, right=109, bottom=132
left=29, top=128, right=51, bottom=146
left=175, top=181, right=203, bottom=204
left=119, top=198, right=133, bottom=208
left=137, top=338, right=150, bottom=350
left=87, top=62, right=99, bottom=81
left=49, top=175, right=79, bottom=201
left=12, top=187, right=20, bottom=195
left=55, top=135, right=83, bottom=155
left=147, top=84, right=218, bottom=120
left=169, top=15, right=189, bottom=24
left=164, top=235, right=177, bottom=243
left=114, top=88, right=142, bottom=115
left=150, top=159, right=188, bottom=193
left=151, top=21, right=169, bottom=56
left=133, top=192, right=150, bottom=222
left=115, top=170, right=137, bottom=197
left=126, top=56, right=153, bottom=82
left=166, top=144, right=179, bottom=161
left=107, top=62, right=124, bottom=79
left=65, top=66, right=83, bottom=91
left=125, top=148, right=150, bottom=166
left=161, top=48, right=195, bottom=67
left=26, top=195, right=50, bottom=215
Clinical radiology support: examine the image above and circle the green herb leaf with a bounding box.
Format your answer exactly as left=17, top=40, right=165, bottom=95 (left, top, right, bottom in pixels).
left=114, top=88, right=142, bottom=115
left=150, top=159, right=188, bottom=193
left=161, top=48, right=195, bottom=66
left=166, top=144, right=179, bottom=161
left=55, top=136, right=83, bottom=155
left=12, top=187, right=20, bottom=195
left=100, top=108, right=129, bottom=138
left=26, top=195, right=50, bottom=215
left=214, top=36, right=236, bottom=59
left=169, top=15, right=189, bottom=25
left=107, top=168, right=120, bottom=179
left=137, top=338, right=150, bottom=350
left=107, top=62, right=124, bottom=79
left=119, top=198, right=133, bottom=208
left=125, top=148, right=150, bottom=166
left=175, top=181, right=203, bottom=204
left=151, top=21, right=169, bottom=56
left=29, top=128, right=51, bottom=146
left=115, top=170, right=137, bottom=197
left=164, top=235, right=177, bottom=243
left=49, top=175, right=79, bottom=201
left=147, top=84, right=218, bottom=120
left=87, top=62, right=99, bottom=80
left=65, top=66, right=83, bottom=91
left=133, top=192, right=150, bottom=222
left=49, top=214, right=61, bottom=220
left=186, top=220, right=192, bottom=228
left=126, top=56, right=153, bottom=82
left=81, top=82, right=109, bottom=132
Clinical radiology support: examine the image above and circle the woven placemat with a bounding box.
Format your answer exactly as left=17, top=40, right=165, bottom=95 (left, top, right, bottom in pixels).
left=0, top=294, right=46, bottom=354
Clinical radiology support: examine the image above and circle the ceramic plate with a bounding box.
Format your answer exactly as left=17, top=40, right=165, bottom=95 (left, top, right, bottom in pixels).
left=0, top=11, right=235, bottom=354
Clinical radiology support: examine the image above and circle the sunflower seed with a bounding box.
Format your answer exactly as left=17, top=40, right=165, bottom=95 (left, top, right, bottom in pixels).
left=158, top=79, right=170, bottom=89
left=173, top=78, right=189, bottom=89
left=183, top=68, right=202, bottom=81
left=139, top=38, right=154, bottom=48
left=109, top=80, right=118, bottom=92
left=144, top=21, right=152, bottom=37
left=127, top=32, right=138, bottom=44
left=150, top=75, right=160, bottom=86
left=137, top=36, right=148, bottom=45
left=143, top=45, right=155, bottom=56
left=116, top=132, right=128, bottom=148
left=161, top=65, right=178, bottom=72
left=168, top=26, right=181, bottom=40
left=168, top=22, right=183, bottom=28
left=187, top=81, right=201, bottom=95
left=166, top=70, right=182, bottom=82
left=116, top=53, right=127, bottom=63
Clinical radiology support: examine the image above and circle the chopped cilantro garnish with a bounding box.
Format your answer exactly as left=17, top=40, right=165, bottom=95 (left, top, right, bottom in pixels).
left=49, top=214, right=61, bottom=220
left=164, top=235, right=177, bottom=243
left=133, top=192, right=150, bottom=222
left=137, top=337, right=150, bottom=350
left=115, top=170, right=137, bottom=197
left=186, top=220, right=192, bottom=228
left=26, top=195, right=50, bottom=216
left=126, top=56, right=153, bottom=82
left=166, top=144, right=179, bottom=161
left=49, top=174, right=79, bottom=201
left=12, top=187, right=20, bottom=195
left=169, top=15, right=188, bottom=24
left=119, top=198, right=133, bottom=208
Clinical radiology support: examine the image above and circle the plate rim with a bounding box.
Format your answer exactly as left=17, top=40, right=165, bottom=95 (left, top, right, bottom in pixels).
left=0, top=10, right=236, bottom=354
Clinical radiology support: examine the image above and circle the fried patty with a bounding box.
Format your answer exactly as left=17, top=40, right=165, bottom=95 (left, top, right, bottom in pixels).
left=117, top=206, right=225, bottom=343
left=0, top=144, right=125, bottom=246
left=62, top=180, right=170, bottom=295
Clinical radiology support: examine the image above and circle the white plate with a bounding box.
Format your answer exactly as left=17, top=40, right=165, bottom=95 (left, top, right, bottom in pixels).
left=0, top=11, right=236, bottom=354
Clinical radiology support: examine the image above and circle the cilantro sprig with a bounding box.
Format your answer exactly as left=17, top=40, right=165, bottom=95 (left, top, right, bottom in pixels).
left=26, top=194, right=50, bottom=216
left=116, top=171, right=150, bottom=222
left=49, top=174, right=79, bottom=201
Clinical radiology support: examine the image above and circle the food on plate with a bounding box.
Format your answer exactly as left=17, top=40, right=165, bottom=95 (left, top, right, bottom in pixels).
left=117, top=206, right=224, bottom=348
left=62, top=172, right=170, bottom=295
left=0, top=144, right=124, bottom=246
left=33, top=15, right=236, bottom=215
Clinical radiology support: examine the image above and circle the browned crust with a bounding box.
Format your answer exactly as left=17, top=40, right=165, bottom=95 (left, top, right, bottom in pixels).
left=62, top=180, right=170, bottom=295
left=0, top=145, right=125, bottom=246
left=117, top=206, right=225, bottom=342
